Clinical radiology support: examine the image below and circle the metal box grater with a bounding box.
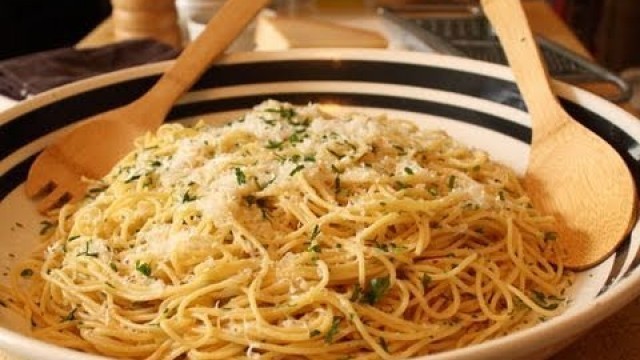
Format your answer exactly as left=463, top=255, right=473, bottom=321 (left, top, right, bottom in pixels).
left=381, top=9, right=631, bottom=103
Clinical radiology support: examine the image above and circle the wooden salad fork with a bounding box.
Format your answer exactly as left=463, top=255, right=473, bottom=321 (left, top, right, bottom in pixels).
left=481, top=0, right=636, bottom=269
left=25, top=0, right=269, bottom=213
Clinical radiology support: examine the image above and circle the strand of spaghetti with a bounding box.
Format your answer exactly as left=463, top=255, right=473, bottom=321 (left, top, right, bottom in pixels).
left=505, top=218, right=560, bottom=295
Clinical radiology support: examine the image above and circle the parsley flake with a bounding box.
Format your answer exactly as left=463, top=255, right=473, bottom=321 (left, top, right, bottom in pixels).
left=266, top=140, right=284, bottom=150
left=20, top=269, right=34, bottom=278
left=62, top=308, right=78, bottom=322
left=235, top=168, right=247, bottom=185
left=324, top=317, right=341, bottom=344
left=310, top=224, right=321, bottom=241
left=124, top=174, right=142, bottom=184
left=182, top=191, right=197, bottom=203
left=421, top=273, right=432, bottom=289
left=290, top=164, right=305, bottom=176
left=135, top=260, right=152, bottom=277
left=307, top=244, right=321, bottom=253
left=447, top=175, right=456, bottom=190
left=362, top=276, right=390, bottom=305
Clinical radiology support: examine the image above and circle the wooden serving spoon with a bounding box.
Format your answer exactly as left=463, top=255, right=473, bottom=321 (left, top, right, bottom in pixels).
left=24, top=0, right=270, bottom=213
left=481, top=0, right=636, bottom=270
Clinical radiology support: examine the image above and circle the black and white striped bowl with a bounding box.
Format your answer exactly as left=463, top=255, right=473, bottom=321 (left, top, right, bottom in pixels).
left=1, top=50, right=639, bottom=360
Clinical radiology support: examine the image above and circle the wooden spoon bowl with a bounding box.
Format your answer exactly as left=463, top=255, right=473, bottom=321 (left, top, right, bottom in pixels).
left=481, top=0, right=636, bottom=270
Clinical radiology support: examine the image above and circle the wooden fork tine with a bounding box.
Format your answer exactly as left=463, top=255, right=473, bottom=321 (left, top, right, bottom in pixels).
left=25, top=151, right=58, bottom=197
left=37, top=186, right=71, bottom=214
left=27, top=148, right=89, bottom=213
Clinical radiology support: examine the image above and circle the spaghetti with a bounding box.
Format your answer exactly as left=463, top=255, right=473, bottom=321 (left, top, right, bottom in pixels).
left=2, top=100, right=573, bottom=359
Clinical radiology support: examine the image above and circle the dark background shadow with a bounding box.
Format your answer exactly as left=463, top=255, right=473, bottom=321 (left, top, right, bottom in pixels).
left=0, top=0, right=111, bottom=60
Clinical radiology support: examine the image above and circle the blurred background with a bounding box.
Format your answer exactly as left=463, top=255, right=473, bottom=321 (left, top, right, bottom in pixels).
left=0, top=0, right=638, bottom=71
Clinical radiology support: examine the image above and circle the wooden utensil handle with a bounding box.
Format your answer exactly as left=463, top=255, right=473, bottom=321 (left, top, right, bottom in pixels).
left=139, top=0, right=270, bottom=127
left=481, top=0, right=568, bottom=139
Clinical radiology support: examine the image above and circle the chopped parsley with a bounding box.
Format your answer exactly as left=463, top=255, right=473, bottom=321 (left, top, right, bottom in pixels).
left=62, top=308, right=78, bottom=322
left=310, top=225, right=321, bottom=241
left=288, top=132, right=305, bottom=145
left=421, top=273, right=432, bottom=289
left=324, top=317, right=341, bottom=343
left=68, top=235, right=81, bottom=242
left=304, top=154, right=316, bottom=162
left=290, top=154, right=302, bottom=163
left=362, top=277, right=391, bottom=305
left=135, top=260, right=152, bottom=277
left=289, top=164, right=305, bottom=176
left=124, top=174, right=142, bottom=184
left=265, top=106, right=296, bottom=121
left=235, top=168, right=246, bottom=185
left=307, top=244, right=321, bottom=253
left=20, top=269, right=34, bottom=278
left=404, top=167, right=414, bottom=175
left=182, top=191, right=197, bottom=203
left=109, top=263, right=118, bottom=272
left=447, top=175, right=456, bottom=190
left=309, top=329, right=321, bottom=337
left=266, top=140, right=284, bottom=150
left=88, top=185, right=108, bottom=195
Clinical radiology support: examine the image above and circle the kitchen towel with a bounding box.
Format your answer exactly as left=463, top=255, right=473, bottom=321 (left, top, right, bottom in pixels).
left=0, top=39, right=178, bottom=100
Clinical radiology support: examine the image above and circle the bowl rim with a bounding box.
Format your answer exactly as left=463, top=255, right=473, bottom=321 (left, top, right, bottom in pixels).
left=1, top=48, right=639, bottom=360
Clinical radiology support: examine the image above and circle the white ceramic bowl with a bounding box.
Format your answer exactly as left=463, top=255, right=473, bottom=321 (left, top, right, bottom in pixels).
left=1, top=49, right=639, bottom=360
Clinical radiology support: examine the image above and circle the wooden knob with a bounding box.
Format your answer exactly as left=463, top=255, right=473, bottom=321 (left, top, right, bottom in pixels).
left=111, top=0, right=182, bottom=48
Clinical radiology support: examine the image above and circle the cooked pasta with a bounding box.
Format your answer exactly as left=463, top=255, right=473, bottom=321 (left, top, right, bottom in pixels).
left=1, top=100, right=573, bottom=359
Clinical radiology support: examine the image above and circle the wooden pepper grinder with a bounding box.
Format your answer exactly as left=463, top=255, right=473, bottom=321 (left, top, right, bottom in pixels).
left=111, top=0, right=182, bottom=48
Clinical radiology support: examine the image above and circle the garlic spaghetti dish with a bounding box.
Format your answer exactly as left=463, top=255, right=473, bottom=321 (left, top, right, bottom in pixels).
left=2, top=100, right=573, bottom=359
